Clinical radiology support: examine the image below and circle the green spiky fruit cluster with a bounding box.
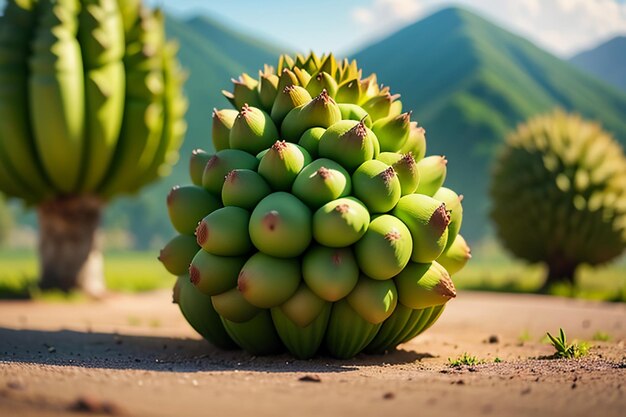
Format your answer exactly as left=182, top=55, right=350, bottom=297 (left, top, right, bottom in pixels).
left=160, top=53, right=471, bottom=359
left=491, top=111, right=626, bottom=285
left=0, top=0, right=187, bottom=203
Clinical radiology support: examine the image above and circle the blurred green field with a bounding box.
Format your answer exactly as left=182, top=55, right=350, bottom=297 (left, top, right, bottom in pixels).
left=0, top=249, right=173, bottom=299
left=0, top=246, right=624, bottom=302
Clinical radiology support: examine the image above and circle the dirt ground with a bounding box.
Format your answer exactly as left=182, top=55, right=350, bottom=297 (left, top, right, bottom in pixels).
left=0, top=290, right=624, bottom=417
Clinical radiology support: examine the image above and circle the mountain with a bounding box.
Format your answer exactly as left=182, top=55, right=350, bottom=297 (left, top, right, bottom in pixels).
left=570, top=36, right=626, bottom=92
left=353, top=7, right=626, bottom=243
left=102, top=14, right=285, bottom=246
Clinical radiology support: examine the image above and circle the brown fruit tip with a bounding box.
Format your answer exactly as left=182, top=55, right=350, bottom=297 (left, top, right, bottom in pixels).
left=441, top=156, right=448, bottom=166
left=317, top=167, right=332, bottom=180
left=189, top=265, right=201, bottom=286
left=166, top=186, right=180, bottom=206
left=224, top=169, right=238, bottom=183
left=381, top=166, right=396, bottom=185
left=398, top=152, right=417, bottom=170
left=349, top=120, right=367, bottom=139
left=331, top=250, right=343, bottom=266
left=334, top=203, right=350, bottom=214
left=239, top=103, right=251, bottom=117
left=206, top=155, right=220, bottom=169
left=262, top=211, right=280, bottom=231
left=458, top=194, right=464, bottom=203
left=195, top=221, right=209, bottom=246
left=435, top=274, right=456, bottom=299
left=315, top=89, right=333, bottom=104
left=237, top=271, right=248, bottom=293
left=429, top=203, right=451, bottom=234
left=384, top=230, right=401, bottom=242
left=283, top=84, right=296, bottom=93
left=271, top=140, right=288, bottom=152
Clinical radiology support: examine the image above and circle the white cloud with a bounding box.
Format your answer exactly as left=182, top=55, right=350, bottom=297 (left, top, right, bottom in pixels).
left=349, top=0, right=626, bottom=56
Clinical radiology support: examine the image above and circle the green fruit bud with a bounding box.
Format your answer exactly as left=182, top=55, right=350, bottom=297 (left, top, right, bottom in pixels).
left=212, top=108, right=238, bottom=152
left=371, top=112, right=411, bottom=152
left=395, top=261, right=456, bottom=309
left=189, top=249, right=247, bottom=296
left=433, top=187, right=463, bottom=250
left=293, top=66, right=312, bottom=87
left=270, top=85, right=312, bottom=125
left=377, top=152, right=420, bottom=195
left=222, top=73, right=262, bottom=109
left=399, top=122, right=426, bottom=160
left=167, top=185, right=221, bottom=235
left=221, top=169, right=272, bottom=209
left=313, top=197, right=370, bottom=247
left=337, top=103, right=373, bottom=127
left=336, top=78, right=362, bottom=104
left=158, top=235, right=199, bottom=276
left=259, top=71, right=279, bottom=112
left=195, top=206, right=252, bottom=256
left=303, top=245, right=359, bottom=302
left=415, top=155, right=447, bottom=196
left=347, top=275, right=398, bottom=324
left=306, top=71, right=338, bottom=98
left=281, top=90, right=342, bottom=141
left=436, top=234, right=471, bottom=275
left=352, top=160, right=401, bottom=213
left=237, top=252, right=300, bottom=308
left=318, top=53, right=338, bottom=78
left=249, top=192, right=312, bottom=257
left=229, top=104, right=279, bottom=155
left=297, top=127, right=326, bottom=158
left=189, top=149, right=212, bottom=187
left=201, top=149, right=259, bottom=195
left=292, top=158, right=351, bottom=209
left=388, top=100, right=403, bottom=117
left=354, top=214, right=412, bottom=280
left=278, top=283, right=329, bottom=328
left=211, top=287, right=260, bottom=323
left=276, top=67, right=299, bottom=90
left=318, top=119, right=377, bottom=172
left=361, top=92, right=397, bottom=121
left=393, top=194, right=450, bottom=263
left=258, top=140, right=311, bottom=191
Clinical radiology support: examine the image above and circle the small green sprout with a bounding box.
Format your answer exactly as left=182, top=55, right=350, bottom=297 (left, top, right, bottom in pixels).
left=448, top=352, right=482, bottom=367
left=494, top=357, right=502, bottom=363
left=546, top=328, right=589, bottom=359
left=592, top=331, right=611, bottom=342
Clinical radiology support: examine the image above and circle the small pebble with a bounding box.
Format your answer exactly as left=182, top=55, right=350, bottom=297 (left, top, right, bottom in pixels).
left=298, top=375, right=321, bottom=383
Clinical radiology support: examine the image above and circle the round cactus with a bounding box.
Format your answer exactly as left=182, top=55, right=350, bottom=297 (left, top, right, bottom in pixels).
left=0, top=0, right=186, bottom=295
left=490, top=111, right=626, bottom=291
left=161, top=52, right=470, bottom=359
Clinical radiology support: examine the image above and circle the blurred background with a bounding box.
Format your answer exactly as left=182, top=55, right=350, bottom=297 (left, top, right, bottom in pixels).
left=1, top=0, right=625, bottom=299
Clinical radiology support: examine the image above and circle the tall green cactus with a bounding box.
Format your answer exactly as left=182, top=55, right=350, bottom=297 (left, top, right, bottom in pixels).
left=0, top=0, right=187, bottom=295
left=490, top=111, right=626, bottom=291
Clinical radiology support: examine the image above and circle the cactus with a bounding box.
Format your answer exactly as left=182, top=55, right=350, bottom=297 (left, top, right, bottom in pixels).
left=160, top=52, right=470, bottom=358
left=490, top=111, right=626, bottom=291
left=0, top=0, right=186, bottom=295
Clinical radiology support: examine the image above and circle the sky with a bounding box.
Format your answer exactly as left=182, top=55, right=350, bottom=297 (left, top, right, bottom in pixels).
left=0, top=0, right=623, bottom=56
left=143, top=0, right=626, bottom=57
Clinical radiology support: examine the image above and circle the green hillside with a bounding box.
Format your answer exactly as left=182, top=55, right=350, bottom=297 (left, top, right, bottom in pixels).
left=102, top=14, right=284, bottom=247
left=570, top=36, right=626, bottom=92
left=353, top=7, right=626, bottom=243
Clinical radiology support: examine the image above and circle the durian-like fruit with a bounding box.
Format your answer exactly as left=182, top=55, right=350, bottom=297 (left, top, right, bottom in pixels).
left=160, top=52, right=471, bottom=358
left=490, top=111, right=626, bottom=291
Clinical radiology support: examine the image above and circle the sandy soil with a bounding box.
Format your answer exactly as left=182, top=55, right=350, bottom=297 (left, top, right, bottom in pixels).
left=0, top=290, right=624, bottom=417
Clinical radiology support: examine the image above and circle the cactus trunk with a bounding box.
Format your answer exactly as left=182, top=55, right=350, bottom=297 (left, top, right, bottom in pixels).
left=38, top=196, right=104, bottom=296
left=543, top=258, right=577, bottom=292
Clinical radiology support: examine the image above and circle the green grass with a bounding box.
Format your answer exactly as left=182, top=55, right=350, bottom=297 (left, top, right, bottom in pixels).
left=453, top=241, right=626, bottom=302
left=448, top=352, right=482, bottom=367
left=0, top=249, right=173, bottom=299
left=546, top=328, right=590, bottom=359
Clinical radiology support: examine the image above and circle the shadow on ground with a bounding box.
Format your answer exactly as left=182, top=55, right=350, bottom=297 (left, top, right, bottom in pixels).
left=0, top=328, right=431, bottom=373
